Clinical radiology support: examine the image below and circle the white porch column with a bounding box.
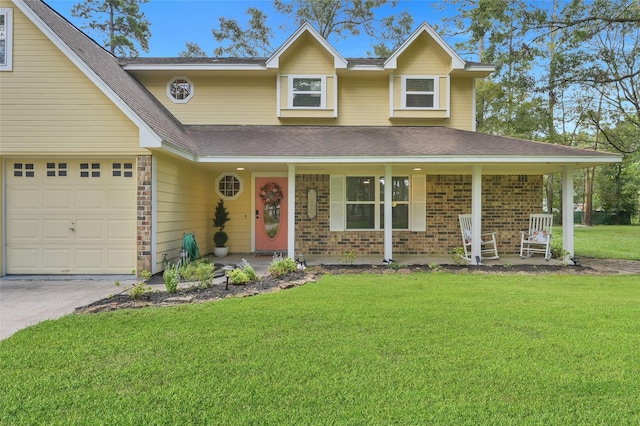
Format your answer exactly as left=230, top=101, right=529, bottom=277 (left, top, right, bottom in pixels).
left=471, top=165, right=482, bottom=265
left=384, top=165, right=393, bottom=260
left=287, top=164, right=296, bottom=259
left=562, top=165, right=575, bottom=261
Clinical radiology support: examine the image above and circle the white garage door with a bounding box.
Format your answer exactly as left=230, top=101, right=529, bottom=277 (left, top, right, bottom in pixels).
left=6, top=159, right=137, bottom=274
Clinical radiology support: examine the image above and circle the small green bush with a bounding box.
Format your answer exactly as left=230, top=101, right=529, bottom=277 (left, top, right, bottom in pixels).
left=180, top=260, right=215, bottom=287
left=229, top=260, right=259, bottom=285
left=339, top=250, right=356, bottom=264
left=229, top=268, right=250, bottom=285
left=268, top=257, right=297, bottom=277
left=163, top=264, right=180, bottom=293
left=117, top=270, right=152, bottom=299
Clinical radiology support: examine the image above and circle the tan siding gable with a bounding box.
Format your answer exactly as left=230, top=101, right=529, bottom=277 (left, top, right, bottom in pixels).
left=396, top=33, right=451, bottom=75
left=0, top=3, right=143, bottom=155
left=279, top=32, right=335, bottom=74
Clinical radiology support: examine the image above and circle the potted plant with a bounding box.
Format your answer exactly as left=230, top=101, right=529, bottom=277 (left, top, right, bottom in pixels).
left=213, top=199, right=230, bottom=257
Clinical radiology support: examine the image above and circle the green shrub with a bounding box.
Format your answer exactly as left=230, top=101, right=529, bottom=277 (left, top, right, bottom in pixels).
left=229, top=268, right=250, bottom=285
left=180, top=260, right=215, bottom=287
left=117, top=270, right=152, bottom=300
left=163, top=264, right=180, bottom=293
left=229, top=260, right=259, bottom=285
left=268, top=257, right=297, bottom=277
left=339, top=250, right=356, bottom=264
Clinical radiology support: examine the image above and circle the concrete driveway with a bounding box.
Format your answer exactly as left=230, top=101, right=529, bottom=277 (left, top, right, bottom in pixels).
left=0, top=275, right=136, bottom=340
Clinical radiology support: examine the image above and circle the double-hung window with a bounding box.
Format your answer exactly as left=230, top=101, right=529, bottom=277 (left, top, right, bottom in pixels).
left=402, top=76, right=437, bottom=109
left=290, top=76, right=325, bottom=108
left=345, top=176, right=409, bottom=230
left=0, top=8, right=13, bottom=71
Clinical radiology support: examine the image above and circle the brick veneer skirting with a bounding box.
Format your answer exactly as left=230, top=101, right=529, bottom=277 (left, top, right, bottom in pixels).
left=294, top=174, right=543, bottom=257
left=137, top=155, right=152, bottom=275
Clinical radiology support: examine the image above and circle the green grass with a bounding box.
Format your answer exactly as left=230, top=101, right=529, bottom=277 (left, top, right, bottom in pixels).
left=2, top=273, right=639, bottom=424
left=554, top=225, right=640, bottom=260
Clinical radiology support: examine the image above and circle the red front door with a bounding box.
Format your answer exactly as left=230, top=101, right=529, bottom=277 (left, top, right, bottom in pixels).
left=255, top=177, right=288, bottom=252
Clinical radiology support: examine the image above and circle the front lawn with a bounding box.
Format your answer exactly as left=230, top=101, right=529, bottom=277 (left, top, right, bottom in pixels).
left=554, top=225, right=640, bottom=260
left=1, top=273, right=639, bottom=424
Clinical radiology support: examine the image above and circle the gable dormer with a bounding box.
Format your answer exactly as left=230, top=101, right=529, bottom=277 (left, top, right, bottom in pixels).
left=385, top=23, right=465, bottom=120
left=267, top=23, right=346, bottom=119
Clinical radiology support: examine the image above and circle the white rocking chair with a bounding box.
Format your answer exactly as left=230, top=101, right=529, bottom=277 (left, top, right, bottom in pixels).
left=520, top=214, right=553, bottom=260
left=458, top=214, right=499, bottom=261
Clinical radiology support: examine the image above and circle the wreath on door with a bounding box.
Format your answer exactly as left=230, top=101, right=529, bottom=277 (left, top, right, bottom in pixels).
left=259, top=182, right=283, bottom=206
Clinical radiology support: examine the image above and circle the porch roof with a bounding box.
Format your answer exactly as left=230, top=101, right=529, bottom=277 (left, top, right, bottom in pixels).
left=186, top=125, right=620, bottom=173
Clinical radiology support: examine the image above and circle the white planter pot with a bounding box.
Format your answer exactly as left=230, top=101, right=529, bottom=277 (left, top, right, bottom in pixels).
left=213, top=247, right=229, bottom=258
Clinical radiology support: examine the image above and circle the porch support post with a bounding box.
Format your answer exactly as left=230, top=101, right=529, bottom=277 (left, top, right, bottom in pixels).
left=384, top=165, right=393, bottom=261
left=561, top=165, right=575, bottom=262
left=471, top=165, right=482, bottom=265
left=287, top=164, right=296, bottom=260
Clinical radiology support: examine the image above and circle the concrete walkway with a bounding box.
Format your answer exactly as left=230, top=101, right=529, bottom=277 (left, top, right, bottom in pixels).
left=2, top=254, right=638, bottom=341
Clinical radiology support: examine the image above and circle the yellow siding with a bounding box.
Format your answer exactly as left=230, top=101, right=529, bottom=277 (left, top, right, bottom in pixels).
left=279, top=32, right=334, bottom=74
left=218, top=170, right=253, bottom=252
left=396, top=33, right=451, bottom=75
left=0, top=4, right=144, bottom=155
left=337, top=74, right=389, bottom=125
left=134, top=72, right=278, bottom=125
left=449, top=77, right=474, bottom=131
left=155, top=153, right=215, bottom=270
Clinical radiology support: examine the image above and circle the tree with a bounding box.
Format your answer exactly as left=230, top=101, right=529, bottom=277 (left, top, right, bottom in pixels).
left=200, top=0, right=412, bottom=58
left=179, top=42, right=208, bottom=58
left=71, top=0, right=151, bottom=57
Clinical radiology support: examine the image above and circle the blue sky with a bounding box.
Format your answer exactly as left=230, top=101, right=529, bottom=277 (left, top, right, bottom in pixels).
left=46, top=0, right=462, bottom=58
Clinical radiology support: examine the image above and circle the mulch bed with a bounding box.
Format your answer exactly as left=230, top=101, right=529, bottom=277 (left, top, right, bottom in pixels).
left=76, top=263, right=597, bottom=314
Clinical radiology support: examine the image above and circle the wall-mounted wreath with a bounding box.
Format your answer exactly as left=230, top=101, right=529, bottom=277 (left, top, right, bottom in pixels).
left=259, top=182, right=283, bottom=206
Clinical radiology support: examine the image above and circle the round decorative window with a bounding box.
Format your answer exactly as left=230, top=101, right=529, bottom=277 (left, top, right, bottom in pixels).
left=167, top=76, right=194, bottom=103
left=216, top=173, right=243, bottom=199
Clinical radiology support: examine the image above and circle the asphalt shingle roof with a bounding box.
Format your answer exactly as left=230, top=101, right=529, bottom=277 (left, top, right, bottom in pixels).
left=21, top=0, right=620, bottom=166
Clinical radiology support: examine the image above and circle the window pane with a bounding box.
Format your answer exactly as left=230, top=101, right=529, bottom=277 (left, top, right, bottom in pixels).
left=293, top=78, right=321, bottom=91
left=170, top=79, right=191, bottom=100
left=406, top=78, right=434, bottom=92
left=347, top=204, right=375, bottom=229
left=406, top=94, right=434, bottom=108
left=346, top=177, right=375, bottom=201
left=380, top=204, right=409, bottom=229
left=392, top=176, right=409, bottom=201
left=293, top=94, right=321, bottom=107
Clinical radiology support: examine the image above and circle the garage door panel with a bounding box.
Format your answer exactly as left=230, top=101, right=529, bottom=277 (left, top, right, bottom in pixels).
left=109, top=219, right=136, bottom=239
left=108, top=190, right=135, bottom=209
left=76, top=190, right=104, bottom=210
left=75, top=249, right=103, bottom=270
left=43, top=220, right=74, bottom=240
left=7, top=219, right=40, bottom=239
left=43, top=189, right=72, bottom=210
left=7, top=248, right=40, bottom=269
left=8, top=188, right=39, bottom=210
left=108, top=249, right=136, bottom=270
left=43, top=249, right=72, bottom=269
left=75, top=219, right=104, bottom=239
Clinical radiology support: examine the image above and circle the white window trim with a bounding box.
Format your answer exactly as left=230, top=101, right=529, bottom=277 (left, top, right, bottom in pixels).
left=166, top=76, right=194, bottom=104
left=215, top=172, right=243, bottom=200
left=401, top=75, right=439, bottom=109
left=1, top=8, right=13, bottom=71
left=288, top=75, right=326, bottom=109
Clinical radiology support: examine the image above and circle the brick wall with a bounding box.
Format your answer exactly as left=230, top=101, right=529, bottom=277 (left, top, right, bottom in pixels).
left=294, top=174, right=543, bottom=257
left=137, top=155, right=152, bottom=274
